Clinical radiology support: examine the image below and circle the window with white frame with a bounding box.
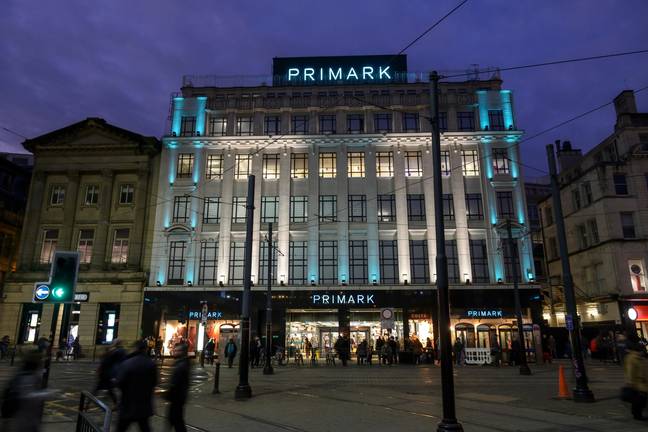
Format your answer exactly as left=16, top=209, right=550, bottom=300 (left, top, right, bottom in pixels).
left=492, top=148, right=510, bottom=175
left=441, top=150, right=450, bottom=176
left=119, top=184, right=134, bottom=204
left=409, top=240, right=429, bottom=284
left=376, top=151, right=393, bottom=177
left=202, top=197, right=221, bottom=224
left=40, top=229, right=58, bottom=264
left=461, top=150, right=479, bottom=176
left=84, top=185, right=99, bottom=205
left=263, top=154, right=280, bottom=179
left=402, top=113, right=419, bottom=132
left=167, top=240, right=187, bottom=283
left=488, top=110, right=505, bottom=131
left=446, top=240, right=460, bottom=283
left=199, top=241, right=218, bottom=285
left=442, top=194, right=454, bottom=220
left=206, top=154, right=223, bottom=179
left=496, top=191, right=514, bottom=219
left=291, top=115, right=309, bottom=134
left=465, top=193, right=483, bottom=220
left=407, top=194, right=425, bottom=221
left=319, top=195, right=337, bottom=222
left=111, top=228, right=129, bottom=264
left=347, top=152, right=365, bottom=177
left=261, top=196, right=279, bottom=223
left=177, top=153, right=194, bottom=178
left=405, top=151, right=422, bottom=177
left=374, top=113, right=392, bottom=133
left=258, top=239, right=277, bottom=285
left=621, top=212, right=636, bottom=238
left=290, top=196, right=308, bottom=223
left=172, top=196, right=191, bottom=224
left=469, top=239, right=489, bottom=283
left=235, top=154, right=251, bottom=180
left=50, top=185, right=65, bottom=206
left=180, top=116, right=196, bottom=136
left=232, top=197, right=247, bottom=224
left=77, top=229, right=94, bottom=264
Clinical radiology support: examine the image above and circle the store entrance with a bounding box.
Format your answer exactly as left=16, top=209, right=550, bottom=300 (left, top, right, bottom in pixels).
left=349, top=327, right=370, bottom=354
left=319, top=327, right=339, bottom=355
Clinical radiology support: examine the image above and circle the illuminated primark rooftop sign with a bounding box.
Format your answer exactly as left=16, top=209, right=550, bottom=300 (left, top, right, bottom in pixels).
left=273, top=55, right=407, bottom=86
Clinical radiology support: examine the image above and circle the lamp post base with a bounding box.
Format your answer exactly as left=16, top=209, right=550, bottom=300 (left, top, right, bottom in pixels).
left=263, top=364, right=274, bottom=375
left=519, top=364, right=532, bottom=375
left=437, top=419, right=464, bottom=432
left=234, top=384, right=252, bottom=400
left=573, top=387, right=595, bottom=403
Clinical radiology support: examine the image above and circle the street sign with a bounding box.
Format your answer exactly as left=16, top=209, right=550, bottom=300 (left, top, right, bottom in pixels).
left=74, top=292, right=90, bottom=303
left=34, top=284, right=50, bottom=301
left=565, top=314, right=574, bottom=331
left=380, top=308, right=394, bottom=330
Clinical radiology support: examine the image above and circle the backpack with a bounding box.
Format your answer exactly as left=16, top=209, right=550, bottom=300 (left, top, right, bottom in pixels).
left=1, top=372, right=24, bottom=418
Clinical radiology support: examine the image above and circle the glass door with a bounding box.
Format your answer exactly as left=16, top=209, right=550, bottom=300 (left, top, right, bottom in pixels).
left=349, top=327, right=370, bottom=355
left=319, top=327, right=339, bottom=355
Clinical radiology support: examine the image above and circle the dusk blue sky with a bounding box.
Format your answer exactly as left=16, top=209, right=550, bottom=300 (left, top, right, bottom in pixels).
left=2, top=0, right=647, bottom=175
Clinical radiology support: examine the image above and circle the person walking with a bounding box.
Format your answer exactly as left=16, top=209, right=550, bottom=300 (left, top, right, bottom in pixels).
left=304, top=338, right=312, bottom=360
left=623, top=338, right=648, bottom=420
left=335, top=334, right=350, bottom=366
left=0, top=335, right=10, bottom=360
left=381, top=340, right=393, bottom=365
left=95, top=339, right=126, bottom=407
left=250, top=337, right=262, bottom=368
left=166, top=343, right=190, bottom=432
left=356, top=340, right=367, bottom=365
left=453, top=338, right=464, bottom=367
left=71, top=337, right=81, bottom=360
left=375, top=337, right=384, bottom=363
left=224, top=337, right=237, bottom=368
left=116, top=340, right=158, bottom=432
left=204, top=338, right=215, bottom=365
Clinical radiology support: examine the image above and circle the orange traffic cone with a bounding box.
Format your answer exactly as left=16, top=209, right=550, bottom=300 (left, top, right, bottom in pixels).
left=557, top=365, right=571, bottom=399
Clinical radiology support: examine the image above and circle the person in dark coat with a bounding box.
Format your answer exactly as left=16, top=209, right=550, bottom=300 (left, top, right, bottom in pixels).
left=334, top=334, right=350, bottom=366
left=376, top=337, right=384, bottom=364
left=166, top=343, right=190, bottom=432
left=95, top=339, right=126, bottom=406
left=224, top=338, right=237, bottom=368
left=116, top=340, right=158, bottom=432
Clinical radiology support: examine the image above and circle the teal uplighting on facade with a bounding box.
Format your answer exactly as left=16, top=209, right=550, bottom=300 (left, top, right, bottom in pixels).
left=192, top=146, right=202, bottom=184
left=195, top=96, right=207, bottom=136
left=172, top=97, right=184, bottom=136
left=477, top=91, right=489, bottom=130
left=168, top=146, right=178, bottom=184
left=500, top=90, right=514, bottom=130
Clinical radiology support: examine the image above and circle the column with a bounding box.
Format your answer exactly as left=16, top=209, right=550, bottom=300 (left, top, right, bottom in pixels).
left=277, top=148, right=291, bottom=284
left=78, top=303, right=99, bottom=349
left=393, top=150, right=410, bottom=283
left=365, top=145, right=380, bottom=282
left=19, top=172, right=46, bottom=270
left=422, top=150, right=438, bottom=282
left=217, top=152, right=235, bottom=285
left=60, top=170, right=80, bottom=250
left=195, top=96, right=207, bottom=136
left=250, top=153, right=263, bottom=285
left=128, top=167, right=149, bottom=269
left=449, top=150, right=471, bottom=282
left=171, top=97, right=185, bottom=136
left=481, top=145, right=503, bottom=283
left=92, top=170, right=114, bottom=271
left=307, top=145, right=319, bottom=283
left=337, top=145, right=349, bottom=284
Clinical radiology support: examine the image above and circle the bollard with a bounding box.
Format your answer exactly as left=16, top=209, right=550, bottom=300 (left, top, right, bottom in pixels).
left=212, top=361, right=221, bottom=394
left=10, top=346, right=16, bottom=366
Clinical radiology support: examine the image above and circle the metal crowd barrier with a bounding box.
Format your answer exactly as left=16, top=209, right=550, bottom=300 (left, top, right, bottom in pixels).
left=76, top=391, right=112, bottom=432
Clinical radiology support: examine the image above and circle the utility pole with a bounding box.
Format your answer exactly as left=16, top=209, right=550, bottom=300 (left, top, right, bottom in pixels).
left=430, top=71, right=463, bottom=432
left=263, top=222, right=274, bottom=375
left=506, top=218, right=531, bottom=375
left=235, top=175, right=255, bottom=400
left=546, top=144, right=594, bottom=402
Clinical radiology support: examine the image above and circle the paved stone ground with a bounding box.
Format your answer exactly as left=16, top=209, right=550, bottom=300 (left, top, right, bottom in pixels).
left=0, top=357, right=643, bottom=431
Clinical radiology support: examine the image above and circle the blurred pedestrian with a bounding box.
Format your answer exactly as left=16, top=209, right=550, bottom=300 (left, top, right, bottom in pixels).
left=71, top=336, right=81, bottom=360
left=204, top=338, right=215, bottom=365
left=166, top=343, right=190, bottom=432
left=622, top=338, right=648, bottom=420
left=453, top=338, right=464, bottom=366
left=335, top=334, right=350, bottom=367
left=116, top=340, right=157, bottom=432
left=0, top=335, right=9, bottom=360
left=95, top=339, right=126, bottom=407
left=224, top=338, right=237, bottom=368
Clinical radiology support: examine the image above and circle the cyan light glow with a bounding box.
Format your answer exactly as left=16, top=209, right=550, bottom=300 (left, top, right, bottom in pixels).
left=171, top=97, right=184, bottom=136
left=195, top=96, right=207, bottom=135
left=500, top=90, right=514, bottom=129
left=192, top=147, right=202, bottom=184
left=477, top=91, right=489, bottom=130
left=168, top=147, right=177, bottom=184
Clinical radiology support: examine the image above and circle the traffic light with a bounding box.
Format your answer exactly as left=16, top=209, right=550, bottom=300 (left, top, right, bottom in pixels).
left=33, top=251, right=80, bottom=303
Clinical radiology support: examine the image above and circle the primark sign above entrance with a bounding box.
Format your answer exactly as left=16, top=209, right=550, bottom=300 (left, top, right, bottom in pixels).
left=273, top=55, right=408, bottom=86
left=311, top=292, right=376, bottom=306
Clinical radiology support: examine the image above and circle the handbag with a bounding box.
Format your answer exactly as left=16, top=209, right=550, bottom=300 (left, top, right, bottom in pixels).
left=621, top=386, right=637, bottom=403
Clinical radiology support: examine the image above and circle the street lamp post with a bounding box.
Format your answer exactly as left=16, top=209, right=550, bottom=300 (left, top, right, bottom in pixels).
left=263, top=222, right=274, bottom=375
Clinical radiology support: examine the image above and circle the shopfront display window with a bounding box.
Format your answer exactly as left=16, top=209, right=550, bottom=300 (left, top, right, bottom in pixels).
left=159, top=317, right=239, bottom=357
left=96, top=304, right=120, bottom=345
left=19, top=304, right=42, bottom=344
left=455, top=323, right=476, bottom=348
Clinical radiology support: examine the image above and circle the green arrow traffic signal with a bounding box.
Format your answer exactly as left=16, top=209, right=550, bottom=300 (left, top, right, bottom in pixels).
left=52, top=287, right=67, bottom=299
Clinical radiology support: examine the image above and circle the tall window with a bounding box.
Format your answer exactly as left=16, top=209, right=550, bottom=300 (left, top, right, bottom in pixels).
left=232, top=197, right=247, bottom=224
left=379, top=240, right=399, bottom=284
left=377, top=194, right=396, bottom=222
left=292, top=114, right=309, bottom=134
left=576, top=224, right=589, bottom=249
left=50, top=185, right=65, bottom=206
left=503, top=240, right=521, bottom=283
left=465, top=193, right=483, bottom=220
left=442, top=194, right=454, bottom=220
left=469, top=239, right=489, bottom=283
left=457, top=112, right=475, bottom=131
left=614, top=173, right=628, bottom=195
left=209, top=116, right=227, bottom=136
left=319, top=240, right=338, bottom=284
left=621, top=212, right=636, bottom=238
left=319, top=115, right=336, bottom=134
left=199, top=241, right=218, bottom=285
left=319, top=153, right=336, bottom=178
left=180, top=116, right=196, bottom=136
left=462, top=150, right=479, bottom=176
left=544, top=206, right=554, bottom=226
left=588, top=218, right=600, bottom=244
left=84, top=185, right=99, bottom=205
left=40, top=229, right=58, bottom=264
left=291, top=153, right=308, bottom=178
left=582, top=181, right=593, bottom=205
left=264, top=115, right=281, bottom=135
left=111, top=229, right=129, bottom=264
left=488, top=110, right=505, bottom=131
left=289, top=241, right=307, bottom=285
left=446, top=240, right=459, bottom=283
left=319, top=195, right=337, bottom=222
left=177, top=153, right=194, bottom=178
left=235, top=154, right=251, bottom=180
left=376, top=151, right=393, bottom=177
left=77, top=229, right=94, bottom=264
left=405, top=151, right=422, bottom=177
left=119, top=184, right=134, bottom=204
left=407, top=194, right=426, bottom=221
left=167, top=241, right=187, bottom=283
left=203, top=197, right=221, bottom=224
left=409, top=240, right=429, bottom=284
left=402, top=113, right=419, bottom=132
left=206, top=154, right=223, bottom=179
left=349, top=240, right=368, bottom=284
left=236, top=117, right=253, bottom=136
left=229, top=242, right=245, bottom=284
left=572, top=189, right=581, bottom=210
left=348, top=152, right=365, bottom=177
left=438, top=112, right=448, bottom=132
left=496, top=191, right=514, bottom=220
left=258, top=239, right=277, bottom=285
left=374, top=113, right=392, bottom=133
left=348, top=195, right=367, bottom=222
left=172, top=196, right=190, bottom=224
left=261, top=196, right=279, bottom=223
left=290, top=196, right=308, bottom=223
left=441, top=150, right=450, bottom=176
left=263, top=154, right=280, bottom=179
left=347, top=114, right=364, bottom=134
left=492, top=148, right=510, bottom=175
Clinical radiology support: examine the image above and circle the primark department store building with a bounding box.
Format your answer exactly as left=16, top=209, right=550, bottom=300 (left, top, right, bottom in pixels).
left=143, top=55, right=542, bottom=360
